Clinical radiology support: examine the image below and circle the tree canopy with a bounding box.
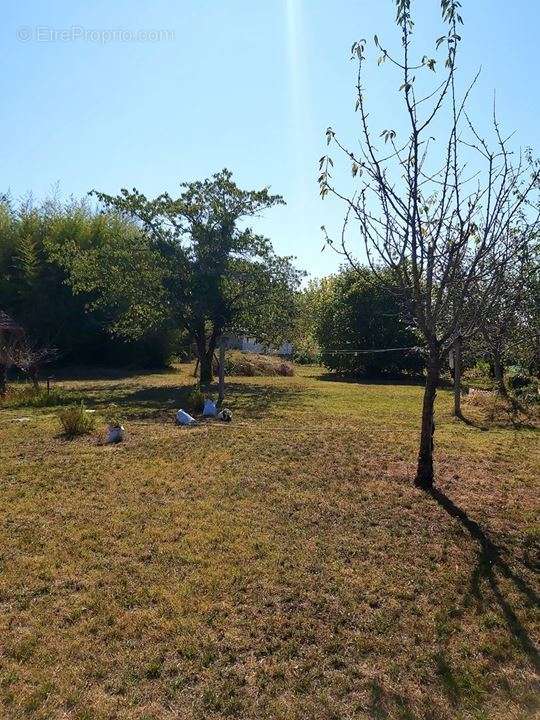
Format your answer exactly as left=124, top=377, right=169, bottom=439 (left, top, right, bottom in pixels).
left=92, top=169, right=302, bottom=382
left=316, top=268, right=425, bottom=377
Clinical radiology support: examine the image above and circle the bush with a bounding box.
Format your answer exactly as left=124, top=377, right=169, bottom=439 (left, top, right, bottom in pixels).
left=506, top=366, right=532, bottom=391
left=316, top=268, right=425, bottom=378
left=223, top=352, right=294, bottom=377
left=58, top=402, right=96, bottom=437
left=513, top=377, right=539, bottom=404
left=468, top=360, right=492, bottom=379
left=293, top=346, right=320, bottom=365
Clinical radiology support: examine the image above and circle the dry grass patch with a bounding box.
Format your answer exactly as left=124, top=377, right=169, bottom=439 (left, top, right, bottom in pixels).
left=223, top=351, right=294, bottom=377
left=0, top=365, right=538, bottom=719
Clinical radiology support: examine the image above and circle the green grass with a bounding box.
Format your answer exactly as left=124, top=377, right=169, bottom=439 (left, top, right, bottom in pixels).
left=0, top=364, right=538, bottom=720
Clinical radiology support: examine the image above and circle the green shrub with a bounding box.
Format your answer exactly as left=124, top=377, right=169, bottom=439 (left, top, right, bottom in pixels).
left=184, top=386, right=205, bottom=413
left=293, top=347, right=320, bottom=365
left=513, top=377, right=539, bottom=404
left=506, top=366, right=532, bottom=391
left=58, top=402, right=96, bottom=437
left=472, top=361, right=491, bottom=379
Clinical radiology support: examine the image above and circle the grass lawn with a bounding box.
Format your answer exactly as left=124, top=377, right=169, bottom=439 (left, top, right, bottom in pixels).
left=0, top=365, right=538, bottom=720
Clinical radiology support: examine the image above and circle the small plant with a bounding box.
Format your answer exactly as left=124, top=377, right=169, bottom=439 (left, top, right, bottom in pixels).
left=184, top=386, right=205, bottom=413
left=58, top=402, right=96, bottom=437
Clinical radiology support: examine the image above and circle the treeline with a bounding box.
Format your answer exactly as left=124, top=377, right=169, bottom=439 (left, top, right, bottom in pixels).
left=0, top=171, right=303, bottom=381
left=1, top=174, right=537, bottom=391
left=295, top=267, right=539, bottom=385
left=0, top=197, right=177, bottom=367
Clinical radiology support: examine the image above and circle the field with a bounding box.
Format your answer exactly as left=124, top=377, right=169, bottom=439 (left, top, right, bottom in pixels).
left=0, top=365, right=538, bottom=720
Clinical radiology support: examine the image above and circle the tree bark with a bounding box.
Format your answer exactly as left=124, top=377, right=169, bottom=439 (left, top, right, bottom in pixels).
left=199, top=350, right=213, bottom=384
left=197, top=330, right=219, bottom=385
left=0, top=364, right=7, bottom=396
left=415, top=355, right=440, bottom=489
left=453, top=336, right=462, bottom=417
left=218, top=336, right=225, bottom=405
left=492, top=352, right=508, bottom=397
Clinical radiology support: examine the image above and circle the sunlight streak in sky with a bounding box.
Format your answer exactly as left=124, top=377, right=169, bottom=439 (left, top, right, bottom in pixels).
left=285, top=0, right=312, bottom=209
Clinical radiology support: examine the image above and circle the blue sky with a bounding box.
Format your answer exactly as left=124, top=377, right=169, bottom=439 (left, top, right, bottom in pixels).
left=2, top=1, right=539, bottom=278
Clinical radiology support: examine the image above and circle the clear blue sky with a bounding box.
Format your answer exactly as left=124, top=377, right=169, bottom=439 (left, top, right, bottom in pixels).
left=2, top=1, right=539, bottom=278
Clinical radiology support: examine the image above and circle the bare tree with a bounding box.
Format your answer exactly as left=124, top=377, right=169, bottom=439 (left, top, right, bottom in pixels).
left=478, top=239, right=538, bottom=404
left=13, top=340, right=59, bottom=389
left=0, top=334, right=20, bottom=395
left=0, top=311, right=24, bottom=395
left=319, top=0, right=540, bottom=488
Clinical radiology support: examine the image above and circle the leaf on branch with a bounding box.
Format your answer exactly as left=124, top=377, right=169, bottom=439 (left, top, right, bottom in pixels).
left=380, top=129, right=396, bottom=144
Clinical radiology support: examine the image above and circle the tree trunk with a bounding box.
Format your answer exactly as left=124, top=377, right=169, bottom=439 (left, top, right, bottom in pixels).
left=492, top=352, right=508, bottom=397
left=415, top=355, right=440, bottom=489
left=0, top=364, right=7, bottom=396
left=31, top=370, right=40, bottom=390
left=453, top=336, right=462, bottom=417
left=218, top=336, right=225, bottom=405
left=198, top=331, right=219, bottom=385
left=199, top=350, right=214, bottom=384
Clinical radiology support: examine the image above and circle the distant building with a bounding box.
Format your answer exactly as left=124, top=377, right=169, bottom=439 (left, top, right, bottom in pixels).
left=228, top=335, right=293, bottom=357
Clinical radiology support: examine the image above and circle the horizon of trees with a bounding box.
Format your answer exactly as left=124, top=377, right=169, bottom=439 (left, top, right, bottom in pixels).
left=0, top=180, right=537, bottom=398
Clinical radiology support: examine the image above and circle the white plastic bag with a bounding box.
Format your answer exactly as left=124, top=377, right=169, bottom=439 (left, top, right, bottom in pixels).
left=176, top=409, right=197, bottom=426
left=106, top=425, right=125, bottom=444
left=203, top=399, right=217, bottom=417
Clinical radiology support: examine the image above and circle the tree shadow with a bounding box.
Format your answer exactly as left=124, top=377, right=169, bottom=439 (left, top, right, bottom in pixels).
left=427, top=487, right=540, bottom=673
left=367, top=679, right=416, bottom=719
left=50, top=364, right=178, bottom=382
left=314, top=371, right=430, bottom=388
left=454, top=411, right=488, bottom=431
left=76, top=380, right=306, bottom=421
left=211, top=381, right=309, bottom=418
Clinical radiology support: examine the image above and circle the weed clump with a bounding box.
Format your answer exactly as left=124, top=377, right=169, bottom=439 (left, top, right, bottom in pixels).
left=58, top=402, right=96, bottom=437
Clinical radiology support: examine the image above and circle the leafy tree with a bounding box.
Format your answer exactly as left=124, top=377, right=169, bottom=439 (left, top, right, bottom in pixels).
left=92, top=169, right=302, bottom=383
left=320, top=0, right=540, bottom=487
left=316, top=268, right=424, bottom=377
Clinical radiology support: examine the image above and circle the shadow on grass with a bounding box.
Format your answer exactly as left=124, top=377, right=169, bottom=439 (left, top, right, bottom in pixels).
left=75, top=380, right=307, bottom=421
left=428, top=487, right=540, bottom=674
left=313, top=371, right=455, bottom=391
left=314, top=371, right=427, bottom=387
left=51, top=365, right=178, bottom=382
left=368, top=680, right=415, bottom=719
left=454, top=411, right=488, bottom=431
